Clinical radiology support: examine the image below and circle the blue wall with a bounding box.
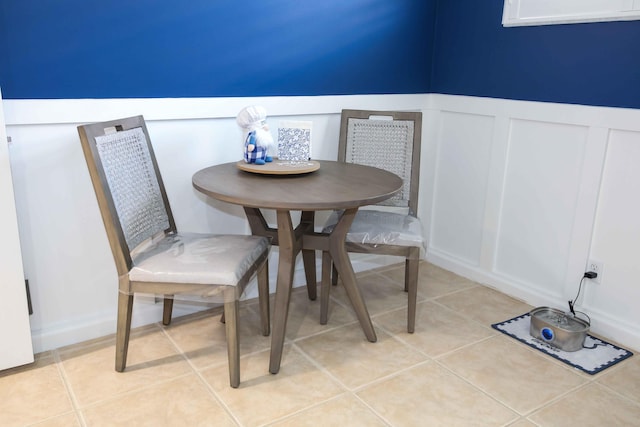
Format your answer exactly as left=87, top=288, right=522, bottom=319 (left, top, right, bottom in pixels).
left=431, top=0, right=640, bottom=109
left=0, top=0, right=435, bottom=99
left=2, top=0, right=639, bottom=109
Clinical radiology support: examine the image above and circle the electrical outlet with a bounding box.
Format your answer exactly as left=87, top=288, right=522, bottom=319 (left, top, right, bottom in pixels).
left=586, top=259, right=603, bottom=284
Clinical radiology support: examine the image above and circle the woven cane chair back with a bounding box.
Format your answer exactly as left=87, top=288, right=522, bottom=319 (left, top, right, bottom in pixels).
left=339, top=109, right=422, bottom=215
left=96, top=126, right=170, bottom=249
left=79, top=116, right=176, bottom=275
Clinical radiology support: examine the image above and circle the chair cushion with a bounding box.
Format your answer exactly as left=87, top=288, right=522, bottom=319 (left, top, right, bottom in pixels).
left=323, top=210, right=425, bottom=248
left=129, top=232, right=269, bottom=286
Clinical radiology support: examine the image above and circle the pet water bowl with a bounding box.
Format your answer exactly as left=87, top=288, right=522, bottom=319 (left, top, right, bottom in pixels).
left=529, top=307, right=589, bottom=352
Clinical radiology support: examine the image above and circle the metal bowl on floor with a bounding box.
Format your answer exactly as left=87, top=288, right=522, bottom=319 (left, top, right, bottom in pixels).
left=529, top=307, right=589, bottom=352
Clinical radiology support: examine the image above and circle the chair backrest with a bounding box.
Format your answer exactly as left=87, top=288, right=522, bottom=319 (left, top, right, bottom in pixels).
left=338, top=109, right=422, bottom=216
left=78, top=116, right=176, bottom=275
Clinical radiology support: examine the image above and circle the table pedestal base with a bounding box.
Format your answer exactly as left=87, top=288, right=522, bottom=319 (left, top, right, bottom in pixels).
left=243, top=207, right=376, bottom=374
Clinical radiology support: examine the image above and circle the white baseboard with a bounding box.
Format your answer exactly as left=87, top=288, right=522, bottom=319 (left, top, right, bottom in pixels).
left=30, top=252, right=400, bottom=353
left=30, top=300, right=215, bottom=354
left=37, top=250, right=639, bottom=355
left=426, top=250, right=640, bottom=353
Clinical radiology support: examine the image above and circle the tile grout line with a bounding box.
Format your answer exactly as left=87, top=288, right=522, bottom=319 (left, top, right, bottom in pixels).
left=52, top=349, right=88, bottom=427
left=594, top=380, right=640, bottom=409
left=431, top=340, right=595, bottom=420
left=72, top=372, right=201, bottom=426
left=287, top=312, right=434, bottom=425
left=349, top=395, right=395, bottom=427
left=429, top=357, right=522, bottom=421
left=158, top=324, right=243, bottom=426
left=422, top=301, right=598, bottom=419
left=259, top=393, right=352, bottom=427
left=348, top=359, right=434, bottom=395
left=288, top=319, right=360, bottom=343
left=266, top=342, right=393, bottom=427
left=425, top=300, right=545, bottom=414
left=288, top=341, right=351, bottom=392
left=58, top=322, right=203, bottom=420
left=518, top=381, right=597, bottom=420
left=254, top=285, right=425, bottom=425
left=430, top=334, right=500, bottom=360
left=307, top=263, right=525, bottom=422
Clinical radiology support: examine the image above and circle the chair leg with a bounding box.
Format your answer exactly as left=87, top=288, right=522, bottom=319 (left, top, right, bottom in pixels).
left=320, top=251, right=332, bottom=324
left=115, top=292, right=134, bottom=372
left=257, top=260, right=270, bottom=336
left=162, top=296, right=174, bottom=326
left=224, top=299, right=240, bottom=388
left=406, top=253, right=420, bottom=334
left=331, top=262, right=339, bottom=286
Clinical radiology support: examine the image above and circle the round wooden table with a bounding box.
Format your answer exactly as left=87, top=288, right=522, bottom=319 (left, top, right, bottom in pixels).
left=193, top=160, right=402, bottom=374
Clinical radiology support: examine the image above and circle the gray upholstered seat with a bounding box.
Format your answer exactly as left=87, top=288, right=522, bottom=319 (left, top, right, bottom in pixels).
left=323, top=209, right=424, bottom=247
left=78, top=116, right=270, bottom=388
left=321, top=109, right=425, bottom=333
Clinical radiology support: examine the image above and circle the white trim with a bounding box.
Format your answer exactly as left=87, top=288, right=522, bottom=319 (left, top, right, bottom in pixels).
left=503, top=0, right=640, bottom=27
left=3, top=94, right=428, bottom=125
left=431, top=94, right=640, bottom=132
left=0, top=88, right=34, bottom=369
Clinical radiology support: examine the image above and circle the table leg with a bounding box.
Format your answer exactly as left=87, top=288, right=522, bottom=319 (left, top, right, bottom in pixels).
left=329, top=208, right=377, bottom=343
left=243, top=207, right=278, bottom=243
left=269, top=210, right=296, bottom=374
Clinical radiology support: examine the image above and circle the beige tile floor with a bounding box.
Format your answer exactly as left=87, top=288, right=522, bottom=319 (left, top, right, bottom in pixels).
left=2, top=262, right=640, bottom=426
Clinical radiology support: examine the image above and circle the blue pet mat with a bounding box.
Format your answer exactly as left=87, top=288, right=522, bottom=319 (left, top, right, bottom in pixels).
left=492, top=313, right=633, bottom=375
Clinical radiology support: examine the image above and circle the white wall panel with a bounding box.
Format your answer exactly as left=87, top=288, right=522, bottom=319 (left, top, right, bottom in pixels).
left=3, top=94, right=427, bottom=353
left=6, top=93, right=640, bottom=354
left=428, top=94, right=640, bottom=352
left=0, top=89, right=34, bottom=370
left=431, top=111, right=495, bottom=265
left=587, top=129, right=640, bottom=335
left=495, top=120, right=589, bottom=296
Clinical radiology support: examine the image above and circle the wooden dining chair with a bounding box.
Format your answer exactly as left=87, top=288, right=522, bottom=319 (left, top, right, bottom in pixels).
left=78, top=116, right=271, bottom=388
left=321, top=109, right=425, bottom=333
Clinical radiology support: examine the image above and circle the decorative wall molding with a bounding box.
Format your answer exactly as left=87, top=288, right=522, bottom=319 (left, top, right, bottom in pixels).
left=5, top=93, right=640, bottom=353
left=427, top=94, right=640, bottom=351
left=3, top=94, right=428, bottom=126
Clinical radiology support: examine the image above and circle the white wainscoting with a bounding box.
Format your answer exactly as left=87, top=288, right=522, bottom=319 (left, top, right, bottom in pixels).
left=426, top=94, right=640, bottom=351
left=3, top=94, right=427, bottom=353
left=430, top=111, right=495, bottom=266
left=5, top=93, right=640, bottom=354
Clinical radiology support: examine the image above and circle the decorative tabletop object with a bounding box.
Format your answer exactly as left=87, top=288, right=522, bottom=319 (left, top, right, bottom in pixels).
left=236, top=105, right=275, bottom=165
left=277, top=120, right=312, bottom=162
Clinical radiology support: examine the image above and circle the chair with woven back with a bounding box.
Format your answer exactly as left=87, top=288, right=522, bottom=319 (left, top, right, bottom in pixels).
left=78, top=115, right=271, bottom=388
left=321, top=109, right=425, bottom=333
